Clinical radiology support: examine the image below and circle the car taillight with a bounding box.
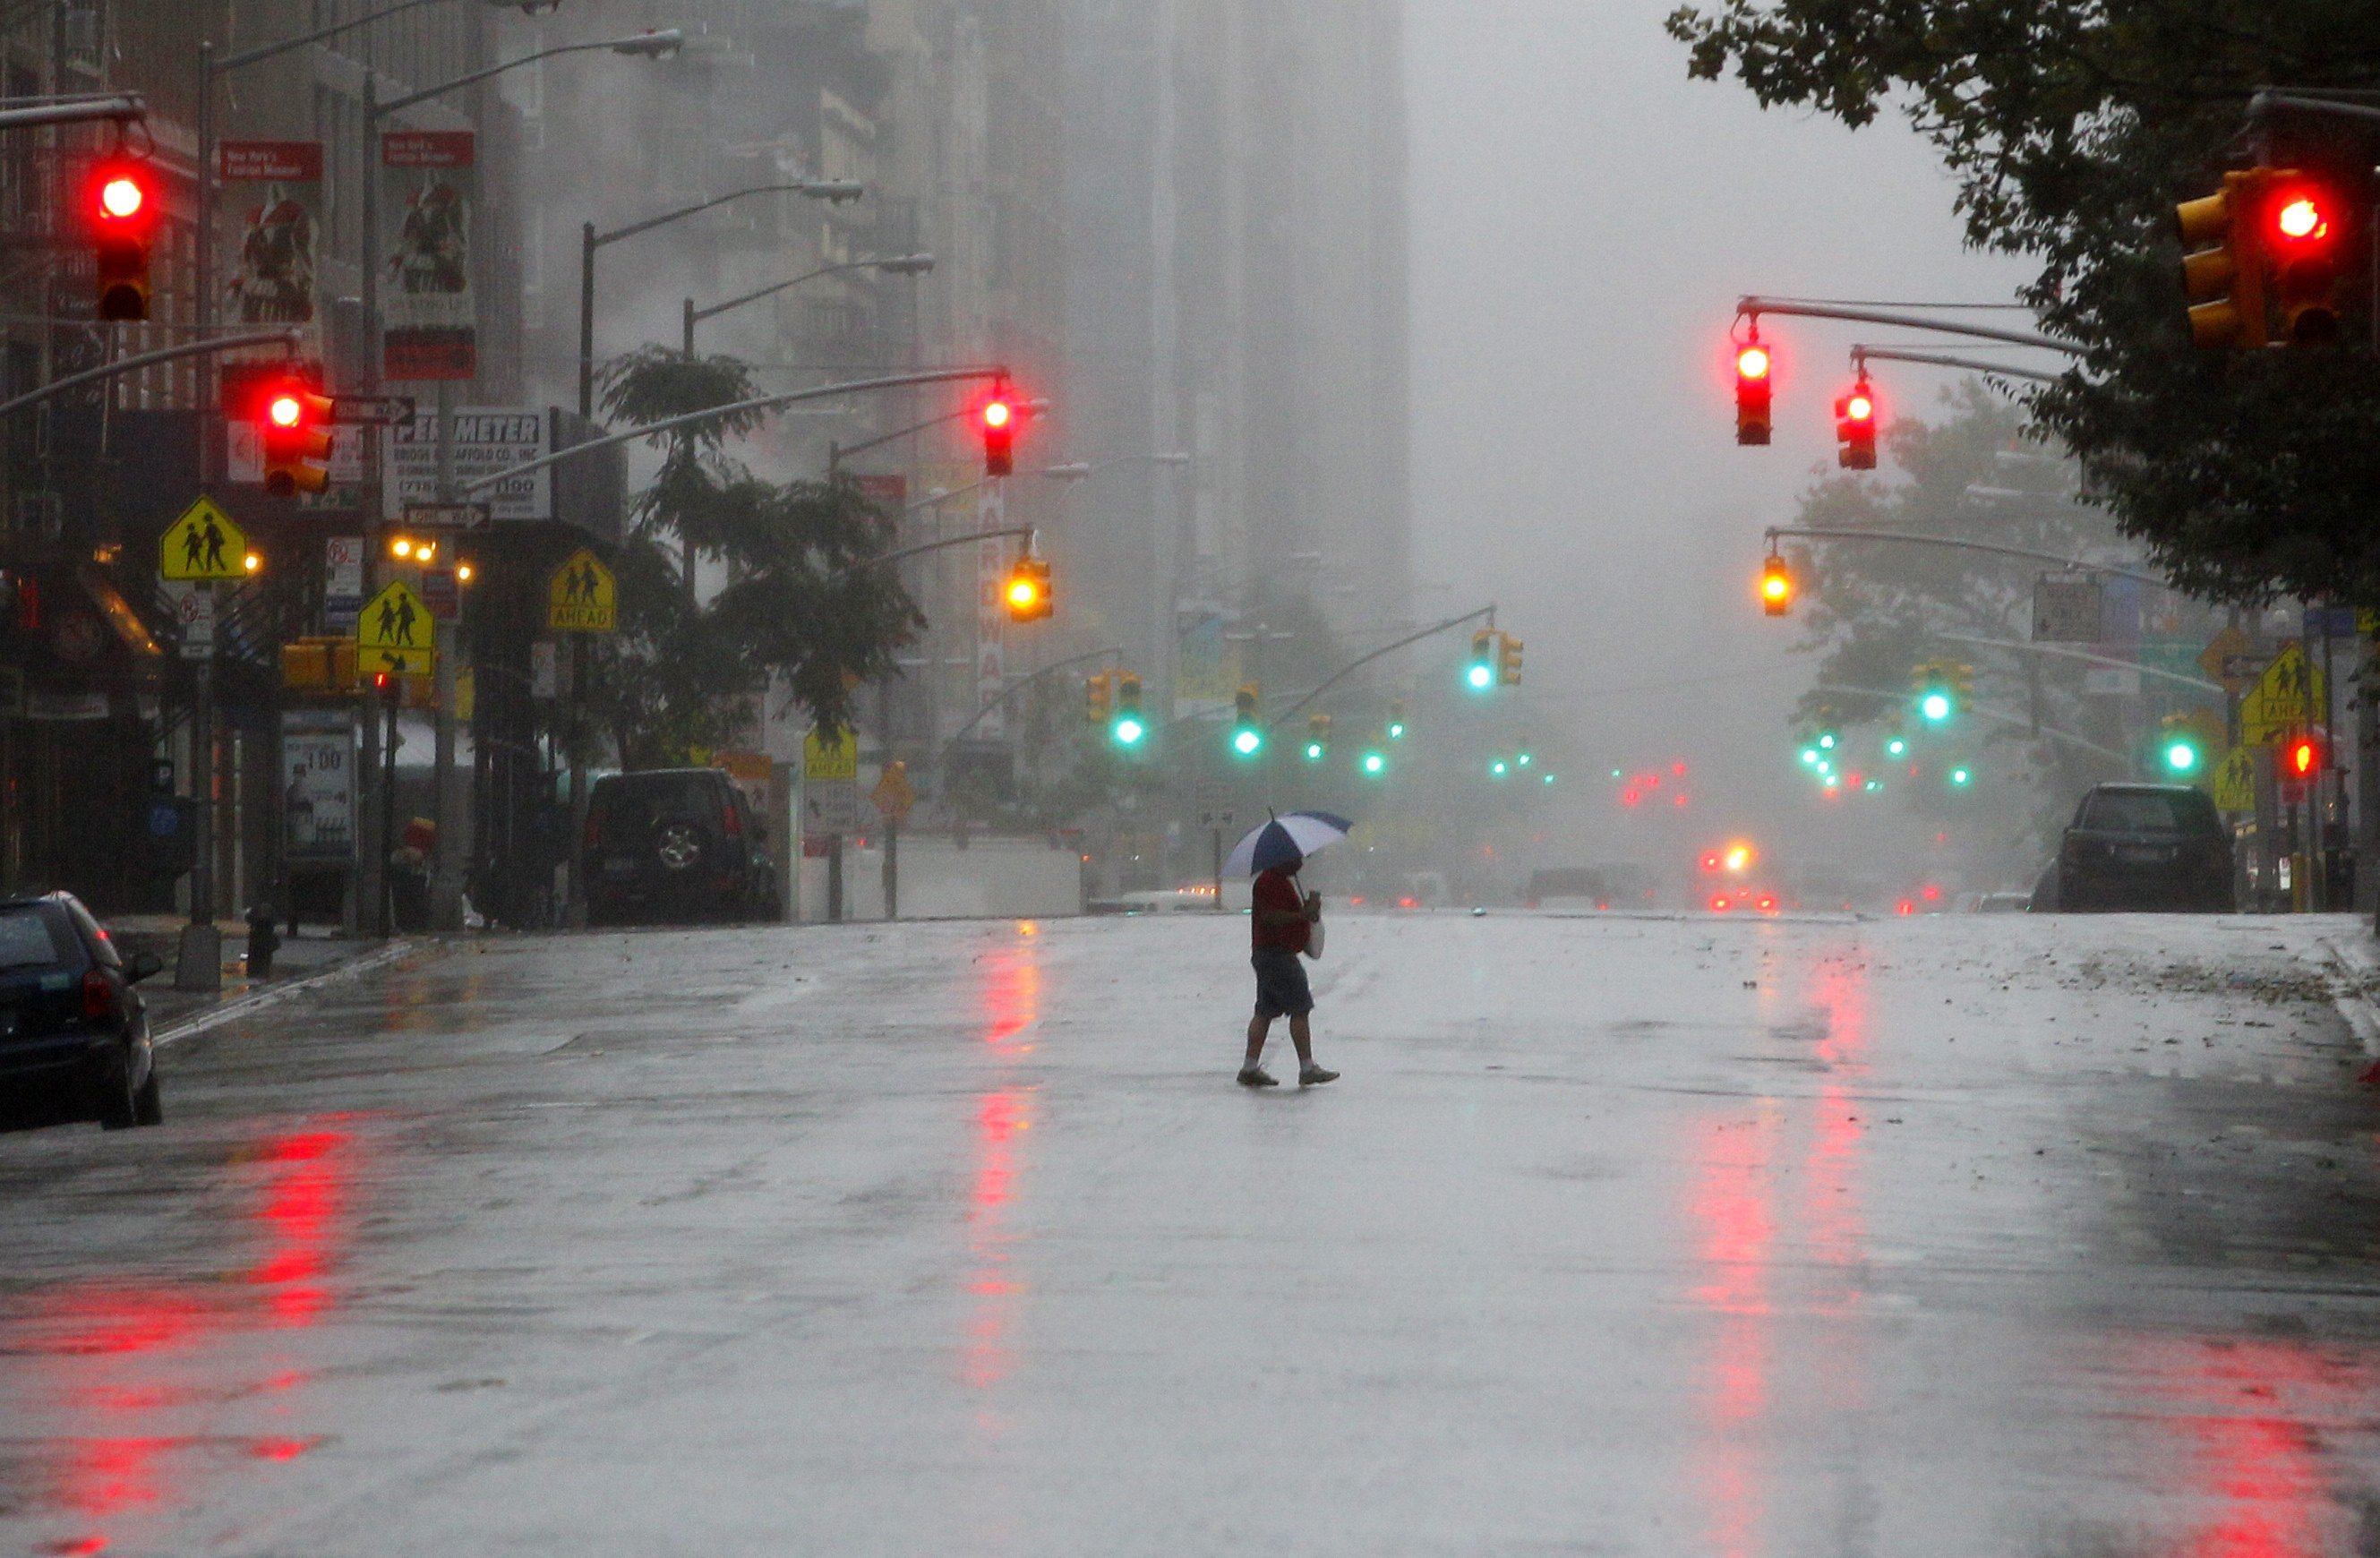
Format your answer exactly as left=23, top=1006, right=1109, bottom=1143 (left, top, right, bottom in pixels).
left=81, top=969, right=111, bottom=1020
left=721, top=804, right=742, bottom=839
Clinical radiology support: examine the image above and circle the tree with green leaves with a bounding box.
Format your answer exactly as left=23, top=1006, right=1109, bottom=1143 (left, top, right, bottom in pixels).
left=589, top=346, right=923, bottom=767
left=1666, top=1, right=2380, bottom=605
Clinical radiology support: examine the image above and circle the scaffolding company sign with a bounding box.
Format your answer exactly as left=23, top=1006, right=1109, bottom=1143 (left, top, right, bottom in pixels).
left=383, top=408, right=549, bottom=522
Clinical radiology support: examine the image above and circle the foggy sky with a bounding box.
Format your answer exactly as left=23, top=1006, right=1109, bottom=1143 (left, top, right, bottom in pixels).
left=1405, top=1, right=2039, bottom=860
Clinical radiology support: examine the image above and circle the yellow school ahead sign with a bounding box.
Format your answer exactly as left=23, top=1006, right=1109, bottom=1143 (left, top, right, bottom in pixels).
left=356, top=580, right=433, bottom=677
left=160, top=496, right=250, bottom=582
left=548, top=548, right=617, bottom=632
left=803, top=728, right=858, bottom=783
left=2237, top=641, right=2324, bottom=748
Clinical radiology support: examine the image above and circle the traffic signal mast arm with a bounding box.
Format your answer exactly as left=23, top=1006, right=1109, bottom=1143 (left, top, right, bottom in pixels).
left=1736, top=297, right=2085, bottom=356
left=1931, top=631, right=2223, bottom=695
left=1269, top=604, right=1497, bottom=730
left=843, top=525, right=1035, bottom=575
left=1848, top=347, right=2064, bottom=386
left=1764, top=526, right=2166, bottom=587
left=0, top=329, right=298, bottom=420
left=0, top=93, right=143, bottom=130
left=464, top=365, right=1015, bottom=493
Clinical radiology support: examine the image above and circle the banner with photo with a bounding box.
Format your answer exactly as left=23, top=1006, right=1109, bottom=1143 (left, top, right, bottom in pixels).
left=219, top=141, right=322, bottom=341
left=378, top=131, right=476, bottom=381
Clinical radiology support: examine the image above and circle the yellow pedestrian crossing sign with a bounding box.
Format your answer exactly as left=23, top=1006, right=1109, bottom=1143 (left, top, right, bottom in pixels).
left=2212, top=744, right=2256, bottom=814
left=2238, top=641, right=2324, bottom=747
left=356, top=580, right=434, bottom=677
left=548, top=548, right=617, bottom=632
left=160, top=496, right=252, bottom=582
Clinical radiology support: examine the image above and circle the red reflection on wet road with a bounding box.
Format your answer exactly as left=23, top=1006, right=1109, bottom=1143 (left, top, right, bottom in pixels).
left=1803, top=955, right=1870, bottom=1321
left=2110, top=1335, right=2376, bottom=1556
left=3, top=1126, right=363, bottom=1553
left=980, top=940, right=1042, bottom=1048
left=963, top=1087, right=1037, bottom=1388
left=1688, top=1107, right=1783, bottom=1558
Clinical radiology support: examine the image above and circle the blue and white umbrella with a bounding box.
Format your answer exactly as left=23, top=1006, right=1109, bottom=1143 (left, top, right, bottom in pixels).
left=1223, top=809, right=1356, bottom=877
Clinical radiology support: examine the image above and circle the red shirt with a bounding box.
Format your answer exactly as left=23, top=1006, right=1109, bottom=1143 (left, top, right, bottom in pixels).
left=1252, top=868, right=1308, bottom=954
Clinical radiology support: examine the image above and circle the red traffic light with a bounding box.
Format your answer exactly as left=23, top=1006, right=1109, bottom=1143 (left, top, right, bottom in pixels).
left=1845, top=390, right=1873, bottom=422
left=980, top=390, right=1018, bottom=476
left=87, top=158, right=156, bottom=322
left=267, top=392, right=304, bottom=429
left=1734, top=339, right=1772, bottom=446
left=2287, top=733, right=2322, bottom=777
left=253, top=370, right=335, bottom=496
left=1836, top=379, right=1879, bottom=470
left=2272, top=190, right=2330, bottom=245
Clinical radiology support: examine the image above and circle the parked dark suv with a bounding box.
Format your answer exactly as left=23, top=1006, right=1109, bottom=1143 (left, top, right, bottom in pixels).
left=0, top=892, right=164, bottom=1130
left=2048, top=783, right=2235, bottom=912
left=586, top=769, right=780, bottom=927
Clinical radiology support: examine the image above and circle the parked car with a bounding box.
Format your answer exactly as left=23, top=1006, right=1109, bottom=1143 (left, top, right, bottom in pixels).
left=1973, top=890, right=2033, bottom=914
left=586, top=769, right=779, bottom=927
left=2047, top=783, right=2235, bottom=912
left=0, top=892, right=164, bottom=1130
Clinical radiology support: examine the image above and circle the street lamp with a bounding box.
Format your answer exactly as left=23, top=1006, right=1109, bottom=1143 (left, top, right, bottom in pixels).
left=681, top=253, right=936, bottom=355
left=578, top=181, right=869, bottom=415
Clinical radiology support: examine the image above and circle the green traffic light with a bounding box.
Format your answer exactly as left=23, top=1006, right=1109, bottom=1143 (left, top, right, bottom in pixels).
left=1542, top=773, right=1555, bottom=785
left=1466, top=663, right=1494, bottom=691
left=1818, top=732, right=1836, bottom=750
left=1231, top=726, right=1263, bottom=758
left=1516, top=752, right=1533, bottom=767
left=1304, top=741, right=1326, bottom=763
left=1112, top=715, right=1146, bottom=747
left=1949, top=765, right=1973, bottom=787
left=1362, top=751, right=1386, bottom=776
left=2163, top=740, right=2201, bottom=775
left=1885, top=737, right=1907, bottom=758
left=1489, top=758, right=1509, bottom=777
left=1387, top=721, right=1407, bottom=740
left=1920, top=691, right=1954, bottom=723
left=1799, top=748, right=1819, bottom=766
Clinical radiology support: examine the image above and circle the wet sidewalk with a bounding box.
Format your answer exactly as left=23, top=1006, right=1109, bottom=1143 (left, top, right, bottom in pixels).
left=105, top=916, right=415, bottom=1034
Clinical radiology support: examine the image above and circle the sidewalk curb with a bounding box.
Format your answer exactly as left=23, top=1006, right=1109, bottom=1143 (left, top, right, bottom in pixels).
left=2314, top=934, right=2380, bottom=1058
left=153, top=938, right=424, bottom=1048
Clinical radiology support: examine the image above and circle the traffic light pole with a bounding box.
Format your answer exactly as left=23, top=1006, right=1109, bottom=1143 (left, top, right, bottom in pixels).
left=1848, top=347, right=2065, bottom=386
left=0, top=330, right=298, bottom=420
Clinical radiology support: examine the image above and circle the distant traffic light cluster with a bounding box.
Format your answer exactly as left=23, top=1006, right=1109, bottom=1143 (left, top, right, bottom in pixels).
left=1465, top=629, right=1522, bottom=692
left=1732, top=334, right=1884, bottom=466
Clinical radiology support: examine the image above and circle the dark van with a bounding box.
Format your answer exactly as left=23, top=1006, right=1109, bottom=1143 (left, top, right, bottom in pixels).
left=2050, top=783, right=2234, bottom=912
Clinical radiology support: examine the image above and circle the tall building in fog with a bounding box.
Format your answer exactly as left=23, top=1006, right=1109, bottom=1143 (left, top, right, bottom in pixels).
left=1065, top=0, right=1410, bottom=717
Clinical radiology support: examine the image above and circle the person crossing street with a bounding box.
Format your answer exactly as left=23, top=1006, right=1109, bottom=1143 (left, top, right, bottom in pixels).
left=1239, top=849, right=1338, bottom=1089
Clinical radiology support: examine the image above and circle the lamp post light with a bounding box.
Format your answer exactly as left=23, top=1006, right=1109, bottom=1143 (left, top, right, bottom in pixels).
left=681, top=253, right=936, bottom=355
left=578, top=181, right=868, bottom=416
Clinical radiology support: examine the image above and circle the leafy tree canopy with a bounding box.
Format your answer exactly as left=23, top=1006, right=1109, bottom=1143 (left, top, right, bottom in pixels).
left=589, top=347, right=924, bottom=766
left=1665, top=0, right=2380, bottom=604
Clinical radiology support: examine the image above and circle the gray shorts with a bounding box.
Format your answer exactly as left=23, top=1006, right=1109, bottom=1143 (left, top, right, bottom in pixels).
left=1251, top=949, right=1313, bottom=1020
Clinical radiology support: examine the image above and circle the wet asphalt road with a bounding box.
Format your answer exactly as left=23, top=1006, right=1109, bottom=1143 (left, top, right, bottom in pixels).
left=6, top=909, right=2380, bottom=1556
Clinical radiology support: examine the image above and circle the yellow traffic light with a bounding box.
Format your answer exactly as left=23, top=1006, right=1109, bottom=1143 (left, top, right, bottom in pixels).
left=389, top=534, right=436, bottom=563
left=1498, top=634, right=1523, bottom=686
left=1086, top=671, right=1111, bottom=724
left=1759, top=552, right=1793, bottom=616
left=2177, top=169, right=2271, bottom=350
left=1004, top=555, right=1052, bottom=621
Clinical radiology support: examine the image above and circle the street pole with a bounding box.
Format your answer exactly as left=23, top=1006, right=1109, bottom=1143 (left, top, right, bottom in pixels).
left=174, top=586, right=219, bottom=991
left=379, top=685, right=399, bottom=937
left=578, top=221, right=596, bottom=419
left=883, top=818, right=898, bottom=920
left=429, top=381, right=463, bottom=929
left=567, top=636, right=588, bottom=927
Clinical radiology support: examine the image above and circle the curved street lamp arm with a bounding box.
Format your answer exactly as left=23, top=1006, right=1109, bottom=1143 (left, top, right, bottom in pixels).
left=692, top=261, right=869, bottom=328
left=0, top=329, right=298, bottom=419
left=1767, top=526, right=2168, bottom=587
left=597, top=184, right=850, bottom=249
left=1737, top=296, right=2085, bottom=356
left=216, top=0, right=448, bottom=74
left=374, top=32, right=681, bottom=119
left=1269, top=605, right=1497, bottom=729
